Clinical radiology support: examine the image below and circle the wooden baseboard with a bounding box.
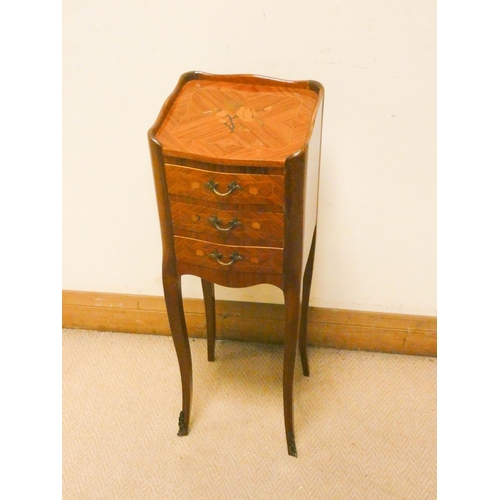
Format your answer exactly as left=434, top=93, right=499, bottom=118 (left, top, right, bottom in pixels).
left=62, top=290, right=436, bottom=357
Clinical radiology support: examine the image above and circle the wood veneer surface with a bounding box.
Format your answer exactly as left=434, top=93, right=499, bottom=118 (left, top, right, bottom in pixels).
left=165, top=164, right=285, bottom=205
left=173, top=236, right=283, bottom=275
left=169, top=200, right=284, bottom=246
left=155, top=79, right=319, bottom=164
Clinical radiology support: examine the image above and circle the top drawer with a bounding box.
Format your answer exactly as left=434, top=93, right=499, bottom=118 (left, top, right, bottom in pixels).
left=165, top=164, right=285, bottom=206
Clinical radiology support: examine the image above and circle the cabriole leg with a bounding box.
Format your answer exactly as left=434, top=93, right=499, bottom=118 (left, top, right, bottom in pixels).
left=299, top=228, right=317, bottom=377
left=163, top=275, right=192, bottom=436
left=201, top=279, right=216, bottom=362
left=283, top=286, right=301, bottom=457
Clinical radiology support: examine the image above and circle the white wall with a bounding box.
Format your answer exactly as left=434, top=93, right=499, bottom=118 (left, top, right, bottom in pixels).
left=62, top=0, right=436, bottom=315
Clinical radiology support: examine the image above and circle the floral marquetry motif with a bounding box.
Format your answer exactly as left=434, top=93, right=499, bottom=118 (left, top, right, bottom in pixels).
left=155, top=78, right=318, bottom=165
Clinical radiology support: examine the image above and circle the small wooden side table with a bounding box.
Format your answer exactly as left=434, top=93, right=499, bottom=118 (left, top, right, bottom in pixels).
left=148, top=71, right=324, bottom=456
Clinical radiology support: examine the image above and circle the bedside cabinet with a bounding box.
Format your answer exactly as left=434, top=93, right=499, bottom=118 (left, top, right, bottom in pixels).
left=148, top=71, right=324, bottom=457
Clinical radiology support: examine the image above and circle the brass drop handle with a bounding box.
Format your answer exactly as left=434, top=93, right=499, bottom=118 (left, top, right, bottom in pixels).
left=204, top=179, right=241, bottom=197
left=208, top=250, right=243, bottom=266
left=208, top=215, right=242, bottom=232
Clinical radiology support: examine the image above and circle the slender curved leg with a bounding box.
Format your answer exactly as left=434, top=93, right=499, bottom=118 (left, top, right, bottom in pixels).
left=201, top=279, right=216, bottom=362
left=163, top=275, right=192, bottom=436
left=283, top=286, right=301, bottom=457
left=299, top=228, right=317, bottom=377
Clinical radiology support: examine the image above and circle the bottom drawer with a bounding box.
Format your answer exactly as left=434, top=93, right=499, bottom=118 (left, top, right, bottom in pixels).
left=173, top=236, right=283, bottom=274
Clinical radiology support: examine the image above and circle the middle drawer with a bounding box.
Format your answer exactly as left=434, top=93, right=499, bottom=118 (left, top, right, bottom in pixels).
left=169, top=200, right=284, bottom=246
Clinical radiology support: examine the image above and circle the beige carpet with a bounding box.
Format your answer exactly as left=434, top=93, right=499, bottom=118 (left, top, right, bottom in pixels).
left=62, top=329, right=436, bottom=499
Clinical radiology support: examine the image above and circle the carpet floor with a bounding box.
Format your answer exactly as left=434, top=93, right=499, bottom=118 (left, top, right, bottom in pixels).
left=62, top=328, right=436, bottom=499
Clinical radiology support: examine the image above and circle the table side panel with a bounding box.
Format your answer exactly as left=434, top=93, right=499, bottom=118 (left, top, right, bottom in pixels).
left=303, top=100, right=323, bottom=267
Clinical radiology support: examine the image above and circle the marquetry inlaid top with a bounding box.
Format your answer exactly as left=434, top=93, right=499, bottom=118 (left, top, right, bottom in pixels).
left=154, top=79, right=319, bottom=165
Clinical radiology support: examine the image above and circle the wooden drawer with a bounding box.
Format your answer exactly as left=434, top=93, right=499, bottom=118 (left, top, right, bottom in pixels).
left=169, top=201, right=284, bottom=245
left=165, top=164, right=285, bottom=206
left=173, top=236, right=283, bottom=274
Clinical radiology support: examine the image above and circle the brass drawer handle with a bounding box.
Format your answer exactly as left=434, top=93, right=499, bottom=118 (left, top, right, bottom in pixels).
left=204, top=179, right=241, bottom=197
left=208, top=250, right=243, bottom=266
left=207, top=215, right=242, bottom=232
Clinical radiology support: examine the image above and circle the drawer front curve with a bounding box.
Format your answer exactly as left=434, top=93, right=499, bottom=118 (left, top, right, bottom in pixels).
left=170, top=201, right=284, bottom=245
left=173, top=236, right=283, bottom=275
left=165, top=164, right=284, bottom=206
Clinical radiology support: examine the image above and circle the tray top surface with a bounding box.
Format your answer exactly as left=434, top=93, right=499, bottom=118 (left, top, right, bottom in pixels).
left=155, top=78, right=319, bottom=165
